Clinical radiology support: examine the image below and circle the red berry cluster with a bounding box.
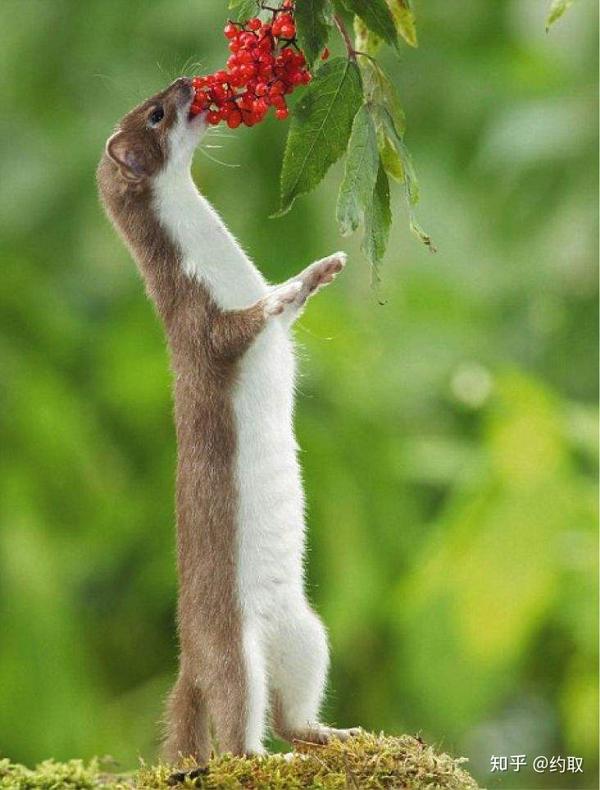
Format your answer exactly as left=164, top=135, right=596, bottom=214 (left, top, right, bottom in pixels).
left=189, top=0, right=312, bottom=128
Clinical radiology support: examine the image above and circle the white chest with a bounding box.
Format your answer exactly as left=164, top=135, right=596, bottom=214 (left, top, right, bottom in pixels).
left=153, top=165, right=306, bottom=597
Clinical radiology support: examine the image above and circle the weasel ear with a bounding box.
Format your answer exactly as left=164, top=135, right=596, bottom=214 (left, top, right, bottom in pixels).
left=106, top=131, right=149, bottom=183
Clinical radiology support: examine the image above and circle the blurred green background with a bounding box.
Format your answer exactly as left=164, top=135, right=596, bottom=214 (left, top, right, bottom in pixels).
left=0, top=1, right=597, bottom=787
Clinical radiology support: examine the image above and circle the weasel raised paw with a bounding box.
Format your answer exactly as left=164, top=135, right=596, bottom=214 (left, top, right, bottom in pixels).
left=301, top=252, right=347, bottom=296
left=262, top=281, right=303, bottom=316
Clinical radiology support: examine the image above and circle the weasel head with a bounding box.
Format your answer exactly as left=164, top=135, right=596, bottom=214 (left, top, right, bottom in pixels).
left=98, top=77, right=206, bottom=194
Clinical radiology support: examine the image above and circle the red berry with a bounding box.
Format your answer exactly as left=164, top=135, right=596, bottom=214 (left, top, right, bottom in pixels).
left=210, top=85, right=226, bottom=101
left=240, top=32, right=256, bottom=47
left=239, top=63, right=256, bottom=81
left=321, top=47, right=330, bottom=61
left=227, top=110, right=242, bottom=128
left=190, top=1, right=311, bottom=133
left=253, top=98, right=268, bottom=115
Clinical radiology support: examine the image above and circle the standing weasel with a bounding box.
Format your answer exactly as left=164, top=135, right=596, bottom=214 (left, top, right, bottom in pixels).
left=97, top=77, right=357, bottom=763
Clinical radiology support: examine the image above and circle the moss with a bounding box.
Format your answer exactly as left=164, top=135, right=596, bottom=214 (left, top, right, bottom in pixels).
left=0, top=733, right=479, bottom=789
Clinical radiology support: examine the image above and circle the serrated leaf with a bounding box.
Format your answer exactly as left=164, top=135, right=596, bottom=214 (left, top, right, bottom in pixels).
left=362, top=163, right=391, bottom=272
left=377, top=128, right=405, bottom=182
left=228, top=0, right=258, bottom=22
left=409, top=216, right=435, bottom=251
left=378, top=107, right=435, bottom=251
left=545, top=0, right=574, bottom=31
left=387, top=0, right=418, bottom=47
left=342, top=0, right=398, bottom=49
left=361, top=58, right=406, bottom=136
left=295, top=0, right=331, bottom=67
left=378, top=108, right=417, bottom=201
left=277, top=57, right=362, bottom=215
left=336, top=106, right=379, bottom=236
left=360, top=59, right=406, bottom=182
left=354, top=16, right=383, bottom=56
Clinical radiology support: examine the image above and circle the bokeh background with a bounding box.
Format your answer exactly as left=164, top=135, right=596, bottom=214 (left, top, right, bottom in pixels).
left=0, top=1, right=597, bottom=787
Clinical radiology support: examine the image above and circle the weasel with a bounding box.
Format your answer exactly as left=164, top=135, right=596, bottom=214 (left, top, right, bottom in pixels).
left=97, top=77, right=357, bottom=763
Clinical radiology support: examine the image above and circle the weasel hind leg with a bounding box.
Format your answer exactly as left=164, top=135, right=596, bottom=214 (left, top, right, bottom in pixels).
left=163, top=672, right=210, bottom=765
left=269, top=601, right=361, bottom=745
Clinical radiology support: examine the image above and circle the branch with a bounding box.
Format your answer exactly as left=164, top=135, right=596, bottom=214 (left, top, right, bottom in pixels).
left=334, top=13, right=357, bottom=60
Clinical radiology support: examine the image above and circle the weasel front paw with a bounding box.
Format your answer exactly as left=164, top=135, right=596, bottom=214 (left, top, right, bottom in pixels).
left=262, top=281, right=303, bottom=317
left=301, top=252, right=347, bottom=296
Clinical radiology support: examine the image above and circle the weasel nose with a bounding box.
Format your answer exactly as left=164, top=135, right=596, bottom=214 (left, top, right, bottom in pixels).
left=172, top=76, right=192, bottom=91
left=171, top=76, right=193, bottom=104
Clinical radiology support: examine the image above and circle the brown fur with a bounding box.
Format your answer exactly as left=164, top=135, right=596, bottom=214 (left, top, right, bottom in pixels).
left=97, top=78, right=268, bottom=763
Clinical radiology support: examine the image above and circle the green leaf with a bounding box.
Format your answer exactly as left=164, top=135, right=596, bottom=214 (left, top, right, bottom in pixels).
left=342, top=0, right=398, bottom=49
left=354, top=15, right=383, bottom=56
left=360, top=58, right=406, bottom=182
left=377, top=108, right=416, bottom=199
left=228, top=0, right=258, bottom=22
left=277, top=57, right=362, bottom=215
left=362, top=163, right=391, bottom=273
left=378, top=108, right=436, bottom=251
left=361, top=58, right=406, bottom=136
left=295, top=0, right=331, bottom=67
left=545, top=0, right=574, bottom=31
left=386, top=0, right=418, bottom=47
left=336, top=105, right=380, bottom=236
left=377, top=129, right=405, bottom=182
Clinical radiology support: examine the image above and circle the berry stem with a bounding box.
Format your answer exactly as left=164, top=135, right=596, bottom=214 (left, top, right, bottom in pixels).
left=333, top=13, right=357, bottom=61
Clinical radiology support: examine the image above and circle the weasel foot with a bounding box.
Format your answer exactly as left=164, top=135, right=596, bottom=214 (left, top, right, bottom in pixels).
left=292, top=724, right=362, bottom=746
left=167, top=766, right=208, bottom=785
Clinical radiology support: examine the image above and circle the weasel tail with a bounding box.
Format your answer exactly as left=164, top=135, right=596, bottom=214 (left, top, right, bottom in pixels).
left=97, top=77, right=356, bottom=764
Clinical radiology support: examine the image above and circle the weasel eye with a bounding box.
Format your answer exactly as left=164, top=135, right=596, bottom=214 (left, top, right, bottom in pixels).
left=148, top=106, right=164, bottom=127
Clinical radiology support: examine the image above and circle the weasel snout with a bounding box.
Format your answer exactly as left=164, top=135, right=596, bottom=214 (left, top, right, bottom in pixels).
left=169, top=76, right=194, bottom=109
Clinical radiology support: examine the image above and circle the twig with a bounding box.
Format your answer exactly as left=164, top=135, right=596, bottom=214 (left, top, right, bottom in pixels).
left=333, top=13, right=357, bottom=60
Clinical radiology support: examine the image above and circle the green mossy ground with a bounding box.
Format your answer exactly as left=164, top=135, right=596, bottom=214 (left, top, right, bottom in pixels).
left=0, top=733, right=479, bottom=789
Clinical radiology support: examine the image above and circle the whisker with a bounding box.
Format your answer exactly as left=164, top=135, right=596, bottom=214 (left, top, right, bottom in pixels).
left=181, top=60, right=206, bottom=76
left=205, top=131, right=236, bottom=139
left=198, top=149, right=241, bottom=168
left=156, top=61, right=173, bottom=81
left=178, top=56, right=194, bottom=76
left=91, top=73, right=141, bottom=105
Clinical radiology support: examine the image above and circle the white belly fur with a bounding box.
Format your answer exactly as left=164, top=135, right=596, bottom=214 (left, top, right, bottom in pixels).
left=153, top=169, right=307, bottom=670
